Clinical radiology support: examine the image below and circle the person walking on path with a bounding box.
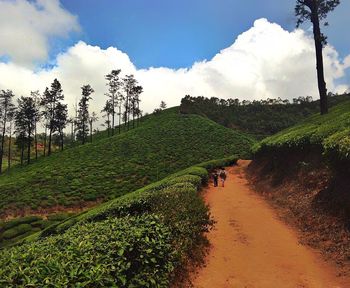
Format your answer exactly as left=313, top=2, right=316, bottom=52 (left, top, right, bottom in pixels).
left=219, top=167, right=227, bottom=187
left=212, top=170, right=219, bottom=187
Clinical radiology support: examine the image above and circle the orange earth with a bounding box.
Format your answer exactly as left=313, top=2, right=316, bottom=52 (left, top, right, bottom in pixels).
left=192, top=160, right=349, bottom=288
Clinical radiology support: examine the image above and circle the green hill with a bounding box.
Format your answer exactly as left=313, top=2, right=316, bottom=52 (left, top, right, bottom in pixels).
left=253, top=100, right=350, bottom=161
left=0, top=107, right=254, bottom=218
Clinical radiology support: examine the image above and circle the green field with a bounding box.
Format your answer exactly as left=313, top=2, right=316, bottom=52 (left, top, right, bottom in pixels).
left=253, top=101, right=350, bottom=161
left=0, top=156, right=236, bottom=287
left=0, top=107, right=254, bottom=217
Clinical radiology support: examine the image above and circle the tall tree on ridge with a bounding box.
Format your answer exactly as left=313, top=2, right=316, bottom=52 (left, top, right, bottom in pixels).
left=101, top=100, right=113, bottom=137
left=55, top=102, right=68, bottom=151
left=105, top=69, right=121, bottom=136
left=15, top=96, right=38, bottom=164
left=0, top=90, right=15, bottom=174
left=77, top=84, right=94, bottom=144
left=41, top=79, right=65, bottom=155
left=123, top=74, right=137, bottom=130
left=89, top=112, right=98, bottom=143
left=30, top=90, right=41, bottom=160
left=295, top=0, right=340, bottom=115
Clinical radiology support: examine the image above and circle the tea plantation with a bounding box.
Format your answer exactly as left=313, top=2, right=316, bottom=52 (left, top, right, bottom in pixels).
left=0, top=107, right=254, bottom=217
left=253, top=101, right=350, bottom=161
left=0, top=156, right=237, bottom=287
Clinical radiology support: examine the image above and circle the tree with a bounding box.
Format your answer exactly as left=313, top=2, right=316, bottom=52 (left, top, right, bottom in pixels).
left=105, top=70, right=122, bottom=135
left=88, top=112, right=98, bottom=143
left=7, top=111, right=15, bottom=172
left=55, top=102, right=68, bottom=151
left=15, top=96, right=38, bottom=164
left=131, top=85, right=143, bottom=128
left=295, top=0, right=340, bottom=115
left=77, top=85, right=94, bottom=144
left=41, top=79, right=65, bottom=155
left=123, top=75, right=137, bottom=130
left=101, top=100, right=113, bottom=137
left=30, top=90, right=41, bottom=160
left=160, top=101, right=167, bottom=110
left=0, top=90, right=15, bottom=173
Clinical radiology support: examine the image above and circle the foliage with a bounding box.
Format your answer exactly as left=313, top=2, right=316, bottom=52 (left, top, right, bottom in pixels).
left=180, top=94, right=349, bottom=139
left=0, top=108, right=253, bottom=216
left=253, top=100, right=350, bottom=161
left=0, top=157, right=235, bottom=286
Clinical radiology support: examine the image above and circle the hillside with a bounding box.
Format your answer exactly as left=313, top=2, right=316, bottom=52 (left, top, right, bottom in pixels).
left=0, top=107, right=254, bottom=218
left=249, top=101, right=350, bottom=270
left=0, top=157, right=236, bottom=286
left=180, top=94, right=350, bottom=139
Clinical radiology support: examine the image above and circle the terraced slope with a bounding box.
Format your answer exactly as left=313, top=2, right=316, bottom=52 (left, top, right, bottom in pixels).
left=0, top=107, right=254, bottom=217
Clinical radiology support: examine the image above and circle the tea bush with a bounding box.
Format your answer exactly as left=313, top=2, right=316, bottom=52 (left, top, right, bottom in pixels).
left=0, top=156, right=237, bottom=287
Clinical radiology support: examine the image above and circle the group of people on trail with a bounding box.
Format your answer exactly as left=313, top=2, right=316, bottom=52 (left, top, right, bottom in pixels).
left=212, top=168, right=227, bottom=187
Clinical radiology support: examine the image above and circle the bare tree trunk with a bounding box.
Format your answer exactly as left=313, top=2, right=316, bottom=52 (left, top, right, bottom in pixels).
left=0, top=111, right=7, bottom=173
left=118, top=105, right=121, bottom=134
left=27, top=125, right=31, bottom=165
left=312, top=9, right=328, bottom=115
left=7, top=122, right=11, bottom=172
left=48, top=127, right=52, bottom=155
left=43, top=126, right=47, bottom=157
left=34, top=121, right=38, bottom=160
left=112, top=93, right=115, bottom=136
left=90, top=121, right=93, bottom=143
left=20, top=140, right=24, bottom=166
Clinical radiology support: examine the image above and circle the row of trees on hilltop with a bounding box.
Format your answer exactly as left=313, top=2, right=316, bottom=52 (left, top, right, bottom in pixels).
left=0, top=70, right=144, bottom=174
left=180, top=93, right=348, bottom=138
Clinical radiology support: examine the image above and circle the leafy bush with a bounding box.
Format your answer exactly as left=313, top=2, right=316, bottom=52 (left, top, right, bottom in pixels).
left=0, top=156, right=235, bottom=286
left=0, top=215, right=177, bottom=287
left=2, top=224, right=32, bottom=240
left=2, top=216, right=42, bottom=230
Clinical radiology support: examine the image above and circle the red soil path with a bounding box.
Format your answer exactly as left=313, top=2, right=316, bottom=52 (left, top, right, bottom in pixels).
left=192, top=160, right=349, bottom=288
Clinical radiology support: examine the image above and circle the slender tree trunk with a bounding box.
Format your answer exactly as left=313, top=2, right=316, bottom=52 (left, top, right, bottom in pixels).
left=90, top=121, right=93, bottom=143
left=82, top=119, right=85, bottom=145
left=112, top=94, right=115, bottom=136
left=27, top=125, right=31, bottom=164
left=44, top=126, right=47, bottom=157
left=107, top=114, right=110, bottom=137
left=0, top=111, right=7, bottom=174
left=312, top=10, right=328, bottom=115
left=7, top=122, right=11, bottom=172
left=118, top=105, right=121, bottom=134
left=61, top=130, right=64, bottom=151
left=71, top=122, right=74, bottom=144
left=21, top=140, right=24, bottom=166
left=34, top=121, right=38, bottom=160
left=48, top=127, right=52, bottom=155
left=27, top=125, right=32, bottom=165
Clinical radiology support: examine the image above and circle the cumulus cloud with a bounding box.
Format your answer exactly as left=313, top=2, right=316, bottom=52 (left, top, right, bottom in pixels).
left=0, top=0, right=79, bottom=66
left=0, top=18, right=349, bottom=128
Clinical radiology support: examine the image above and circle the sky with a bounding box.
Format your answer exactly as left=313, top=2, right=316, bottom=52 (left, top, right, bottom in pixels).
left=0, top=0, right=349, bottom=120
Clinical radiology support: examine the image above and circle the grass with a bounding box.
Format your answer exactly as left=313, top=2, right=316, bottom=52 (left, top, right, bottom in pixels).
left=0, top=107, right=254, bottom=217
left=253, top=101, right=350, bottom=161
left=0, top=156, right=236, bottom=287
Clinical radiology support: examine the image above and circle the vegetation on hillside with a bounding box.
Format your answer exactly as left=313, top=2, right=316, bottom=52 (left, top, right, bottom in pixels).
left=180, top=94, right=349, bottom=138
left=253, top=100, right=350, bottom=161
left=0, top=108, right=254, bottom=217
left=0, top=156, right=237, bottom=287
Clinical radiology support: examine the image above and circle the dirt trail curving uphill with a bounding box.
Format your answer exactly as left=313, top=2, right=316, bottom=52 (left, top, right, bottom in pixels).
left=192, top=160, right=348, bottom=288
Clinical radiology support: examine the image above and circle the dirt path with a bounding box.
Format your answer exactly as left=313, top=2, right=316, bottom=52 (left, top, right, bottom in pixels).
left=192, top=160, right=348, bottom=288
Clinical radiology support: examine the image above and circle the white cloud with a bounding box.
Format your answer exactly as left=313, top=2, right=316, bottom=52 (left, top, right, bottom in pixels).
left=0, top=18, right=349, bottom=130
left=0, top=0, right=79, bottom=66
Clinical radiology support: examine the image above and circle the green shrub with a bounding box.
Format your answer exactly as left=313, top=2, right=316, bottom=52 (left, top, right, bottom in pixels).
left=0, top=215, right=177, bottom=287
left=47, top=213, right=72, bottom=222
left=3, top=216, right=42, bottom=230
left=2, top=224, right=32, bottom=240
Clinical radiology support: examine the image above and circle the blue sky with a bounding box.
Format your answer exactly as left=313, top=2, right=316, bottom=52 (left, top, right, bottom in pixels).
left=60, top=0, right=350, bottom=69
left=0, top=0, right=348, bottom=115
